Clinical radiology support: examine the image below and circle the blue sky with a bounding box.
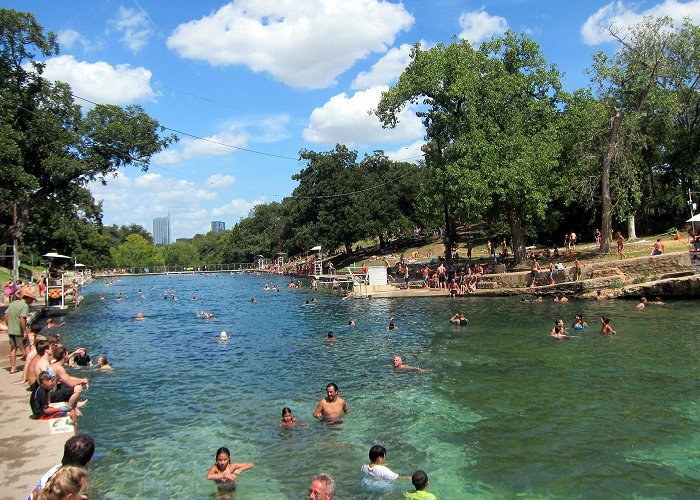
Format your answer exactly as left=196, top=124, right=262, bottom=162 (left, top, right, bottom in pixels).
left=8, top=0, right=700, bottom=240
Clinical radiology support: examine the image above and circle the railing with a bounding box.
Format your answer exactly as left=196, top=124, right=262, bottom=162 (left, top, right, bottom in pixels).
left=93, top=263, right=259, bottom=275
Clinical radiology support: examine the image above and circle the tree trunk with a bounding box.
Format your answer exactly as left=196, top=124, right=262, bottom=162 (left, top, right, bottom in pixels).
left=378, top=234, right=386, bottom=252
left=627, top=215, right=637, bottom=240
left=507, top=205, right=526, bottom=266
left=442, top=196, right=454, bottom=261
left=600, top=108, right=623, bottom=255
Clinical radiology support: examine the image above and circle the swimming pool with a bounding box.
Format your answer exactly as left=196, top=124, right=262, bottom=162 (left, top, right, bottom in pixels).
left=65, top=274, right=700, bottom=498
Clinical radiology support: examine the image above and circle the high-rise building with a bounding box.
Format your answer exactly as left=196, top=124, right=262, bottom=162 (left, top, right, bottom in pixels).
left=153, top=215, right=170, bottom=245
left=211, top=221, right=226, bottom=233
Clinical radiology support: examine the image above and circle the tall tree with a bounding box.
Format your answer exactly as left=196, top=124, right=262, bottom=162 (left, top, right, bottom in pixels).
left=0, top=9, right=175, bottom=250
left=588, top=16, right=675, bottom=252
left=376, top=32, right=564, bottom=264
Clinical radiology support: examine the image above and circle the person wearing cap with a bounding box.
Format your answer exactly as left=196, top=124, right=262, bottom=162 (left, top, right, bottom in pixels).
left=6, top=289, right=36, bottom=374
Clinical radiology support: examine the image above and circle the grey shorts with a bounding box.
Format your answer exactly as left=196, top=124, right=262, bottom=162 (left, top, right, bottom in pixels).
left=8, top=334, right=23, bottom=349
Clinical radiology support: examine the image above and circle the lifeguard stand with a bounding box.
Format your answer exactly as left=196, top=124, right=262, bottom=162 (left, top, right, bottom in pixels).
left=310, top=246, right=323, bottom=276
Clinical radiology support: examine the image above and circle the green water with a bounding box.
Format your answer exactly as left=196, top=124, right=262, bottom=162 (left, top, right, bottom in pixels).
left=63, top=274, right=700, bottom=498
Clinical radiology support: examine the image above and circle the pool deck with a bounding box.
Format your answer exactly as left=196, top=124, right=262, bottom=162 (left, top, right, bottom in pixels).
left=0, top=307, right=68, bottom=500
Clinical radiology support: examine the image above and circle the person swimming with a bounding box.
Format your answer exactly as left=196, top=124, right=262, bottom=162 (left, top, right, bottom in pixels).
left=550, top=320, right=569, bottom=340
left=571, top=314, right=589, bottom=330
left=219, top=331, right=229, bottom=341
left=206, top=447, right=254, bottom=493
left=449, top=312, right=468, bottom=326
left=600, top=316, right=616, bottom=335
left=280, top=407, right=299, bottom=428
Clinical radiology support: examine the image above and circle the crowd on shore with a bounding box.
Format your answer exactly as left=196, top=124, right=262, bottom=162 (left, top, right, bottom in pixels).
left=2, top=283, right=111, bottom=499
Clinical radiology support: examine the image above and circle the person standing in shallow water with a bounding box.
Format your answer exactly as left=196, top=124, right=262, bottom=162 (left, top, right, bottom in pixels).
left=313, top=382, right=348, bottom=422
left=207, top=446, right=254, bottom=493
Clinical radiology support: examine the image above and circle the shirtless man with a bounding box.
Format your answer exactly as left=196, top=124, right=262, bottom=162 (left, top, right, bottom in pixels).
left=650, top=239, right=665, bottom=256
left=529, top=259, right=541, bottom=287
left=51, top=346, right=90, bottom=392
left=392, top=356, right=425, bottom=372
left=313, top=383, right=348, bottom=422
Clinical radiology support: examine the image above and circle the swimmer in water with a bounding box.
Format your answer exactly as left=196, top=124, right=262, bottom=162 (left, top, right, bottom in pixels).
left=387, top=319, right=398, bottom=330
left=280, top=407, right=299, bottom=428
left=97, top=355, right=112, bottom=370
left=326, top=331, right=337, bottom=342
left=313, top=382, right=348, bottom=422
left=571, top=314, right=589, bottom=330
left=550, top=320, right=570, bottom=340
left=198, top=311, right=215, bottom=319
left=636, top=297, right=648, bottom=310
left=219, top=331, right=229, bottom=341
left=207, top=447, right=254, bottom=493
left=136, top=312, right=145, bottom=321
left=392, top=356, right=426, bottom=372
left=600, top=316, right=616, bottom=335
left=348, top=320, right=356, bottom=326
left=449, top=312, right=468, bottom=326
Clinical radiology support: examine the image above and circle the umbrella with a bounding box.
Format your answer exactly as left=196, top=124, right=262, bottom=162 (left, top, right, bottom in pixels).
left=687, top=214, right=700, bottom=223
left=43, top=252, right=70, bottom=259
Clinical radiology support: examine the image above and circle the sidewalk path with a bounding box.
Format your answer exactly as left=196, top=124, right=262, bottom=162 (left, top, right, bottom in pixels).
left=0, top=327, right=68, bottom=500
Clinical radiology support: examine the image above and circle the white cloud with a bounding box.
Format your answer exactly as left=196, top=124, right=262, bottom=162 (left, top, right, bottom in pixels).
left=582, top=0, right=700, bottom=45
left=111, top=5, right=154, bottom=52
left=384, top=140, right=426, bottom=164
left=57, top=29, right=103, bottom=52
left=89, top=171, right=232, bottom=238
left=206, top=174, right=236, bottom=188
left=458, top=8, right=508, bottom=45
left=154, top=124, right=249, bottom=165
left=352, top=43, right=415, bottom=90
left=212, top=197, right=267, bottom=219
left=41, top=55, right=156, bottom=105
left=167, top=0, right=414, bottom=89
left=303, top=86, right=424, bottom=146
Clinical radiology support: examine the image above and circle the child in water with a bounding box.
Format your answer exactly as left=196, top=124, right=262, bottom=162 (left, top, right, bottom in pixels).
left=405, top=470, right=437, bottom=500
left=280, top=407, right=299, bottom=428
left=207, top=447, right=254, bottom=493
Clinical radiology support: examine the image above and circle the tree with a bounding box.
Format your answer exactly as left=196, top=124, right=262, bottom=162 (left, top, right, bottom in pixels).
left=0, top=9, right=175, bottom=251
left=288, top=145, right=363, bottom=255
left=376, top=32, right=565, bottom=264
left=110, top=234, right=164, bottom=269
left=588, top=16, right=676, bottom=252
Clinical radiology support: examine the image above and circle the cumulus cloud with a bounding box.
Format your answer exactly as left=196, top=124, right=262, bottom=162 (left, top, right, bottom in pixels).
left=352, top=43, right=415, bottom=90
left=384, top=140, right=426, bottom=164
left=458, top=8, right=508, bottom=45
left=154, top=124, right=249, bottom=165
left=89, top=171, right=235, bottom=238
left=206, top=174, right=237, bottom=188
left=212, top=197, right=267, bottom=219
left=582, top=0, right=700, bottom=45
left=111, top=5, right=154, bottom=52
left=57, top=29, right=102, bottom=52
left=40, top=55, right=156, bottom=105
left=303, top=86, right=424, bottom=146
left=167, top=0, right=414, bottom=89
